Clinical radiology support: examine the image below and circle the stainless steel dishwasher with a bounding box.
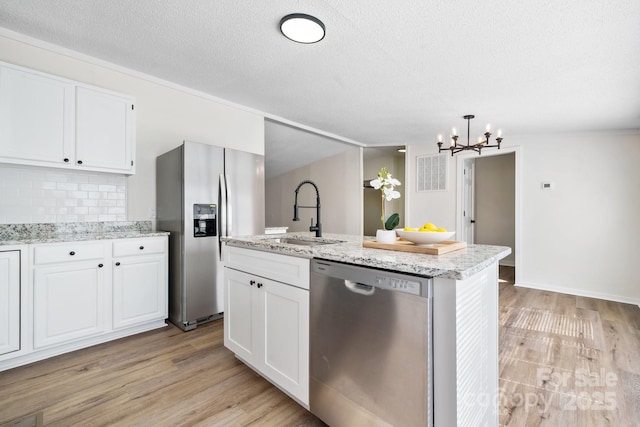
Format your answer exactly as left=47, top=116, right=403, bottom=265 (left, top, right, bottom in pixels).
left=310, top=259, right=433, bottom=427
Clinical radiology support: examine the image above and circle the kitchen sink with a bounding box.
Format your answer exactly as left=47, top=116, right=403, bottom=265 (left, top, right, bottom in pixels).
left=262, top=237, right=343, bottom=246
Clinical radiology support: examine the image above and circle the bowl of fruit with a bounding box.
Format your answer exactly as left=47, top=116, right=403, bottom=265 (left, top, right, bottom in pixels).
left=395, top=223, right=455, bottom=245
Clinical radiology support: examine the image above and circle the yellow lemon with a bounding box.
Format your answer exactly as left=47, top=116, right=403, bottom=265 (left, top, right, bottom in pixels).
left=403, top=227, right=418, bottom=232
left=436, top=227, right=447, bottom=232
left=423, top=223, right=438, bottom=231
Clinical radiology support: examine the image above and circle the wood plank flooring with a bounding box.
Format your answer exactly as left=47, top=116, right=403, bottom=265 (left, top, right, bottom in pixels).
left=498, top=266, right=640, bottom=426
left=1, top=267, right=638, bottom=426
left=0, top=321, right=324, bottom=427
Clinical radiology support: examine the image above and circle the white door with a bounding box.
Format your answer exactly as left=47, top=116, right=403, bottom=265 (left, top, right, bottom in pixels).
left=0, top=65, right=74, bottom=164
left=462, top=158, right=475, bottom=244
left=33, top=261, right=106, bottom=349
left=76, top=86, right=134, bottom=172
left=0, top=251, right=20, bottom=355
left=224, top=268, right=258, bottom=364
left=112, top=255, right=166, bottom=329
left=259, top=277, right=309, bottom=404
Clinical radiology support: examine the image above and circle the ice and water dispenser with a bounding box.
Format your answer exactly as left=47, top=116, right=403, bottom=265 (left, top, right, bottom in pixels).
left=193, top=204, right=217, bottom=237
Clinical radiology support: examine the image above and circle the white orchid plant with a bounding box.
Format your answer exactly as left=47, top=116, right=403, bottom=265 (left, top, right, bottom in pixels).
left=370, top=167, right=401, bottom=230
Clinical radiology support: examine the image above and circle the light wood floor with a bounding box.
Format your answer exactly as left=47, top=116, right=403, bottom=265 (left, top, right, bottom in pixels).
left=0, top=321, right=324, bottom=427
left=498, top=266, right=640, bottom=426
left=1, top=268, right=638, bottom=426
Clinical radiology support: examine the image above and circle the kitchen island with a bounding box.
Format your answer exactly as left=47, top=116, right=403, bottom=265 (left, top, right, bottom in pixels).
left=223, top=232, right=510, bottom=427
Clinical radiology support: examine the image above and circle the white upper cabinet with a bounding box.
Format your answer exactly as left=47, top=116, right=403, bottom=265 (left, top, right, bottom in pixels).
left=76, top=86, right=134, bottom=172
left=0, top=65, right=74, bottom=164
left=0, top=61, right=136, bottom=175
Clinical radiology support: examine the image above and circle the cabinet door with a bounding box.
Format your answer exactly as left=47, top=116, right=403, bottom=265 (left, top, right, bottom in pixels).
left=33, top=261, right=106, bottom=349
left=0, top=251, right=20, bottom=356
left=0, top=65, right=74, bottom=164
left=224, top=268, right=258, bottom=364
left=113, top=255, right=166, bottom=329
left=259, top=278, right=309, bottom=405
left=76, top=86, right=134, bottom=172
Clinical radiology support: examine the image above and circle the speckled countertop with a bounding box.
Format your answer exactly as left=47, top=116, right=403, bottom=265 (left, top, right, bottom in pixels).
left=223, top=232, right=511, bottom=280
left=0, top=221, right=169, bottom=245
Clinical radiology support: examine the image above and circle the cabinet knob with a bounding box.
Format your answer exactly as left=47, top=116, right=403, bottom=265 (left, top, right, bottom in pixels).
left=98, top=263, right=103, bottom=268
left=115, top=262, right=121, bottom=266
left=139, top=246, right=144, bottom=250
left=77, top=160, right=83, bottom=165
left=249, top=280, right=255, bottom=286
left=63, top=158, right=69, bottom=163
left=69, top=251, right=75, bottom=256
left=257, top=283, right=263, bottom=288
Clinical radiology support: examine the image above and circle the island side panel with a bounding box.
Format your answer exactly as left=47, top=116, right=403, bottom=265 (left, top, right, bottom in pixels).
left=433, top=262, right=499, bottom=427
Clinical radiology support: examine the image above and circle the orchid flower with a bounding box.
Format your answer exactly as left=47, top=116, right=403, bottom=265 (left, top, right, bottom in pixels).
left=370, top=167, right=402, bottom=229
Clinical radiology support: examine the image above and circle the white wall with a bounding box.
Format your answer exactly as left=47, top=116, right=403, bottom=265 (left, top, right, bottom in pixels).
left=408, top=131, right=640, bottom=305
left=474, top=153, right=516, bottom=265
left=265, top=148, right=362, bottom=235
left=0, top=33, right=264, bottom=223
left=406, top=148, right=457, bottom=232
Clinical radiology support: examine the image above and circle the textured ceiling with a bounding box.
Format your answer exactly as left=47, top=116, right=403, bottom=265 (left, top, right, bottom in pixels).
left=0, top=0, right=639, bottom=176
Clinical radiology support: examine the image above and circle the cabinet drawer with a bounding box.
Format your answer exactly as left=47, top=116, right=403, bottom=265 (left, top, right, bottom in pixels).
left=224, top=245, right=310, bottom=290
left=113, top=237, right=165, bottom=257
left=34, top=242, right=105, bottom=264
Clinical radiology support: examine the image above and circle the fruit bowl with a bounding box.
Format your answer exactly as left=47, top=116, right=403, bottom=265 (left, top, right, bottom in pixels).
left=395, top=229, right=456, bottom=245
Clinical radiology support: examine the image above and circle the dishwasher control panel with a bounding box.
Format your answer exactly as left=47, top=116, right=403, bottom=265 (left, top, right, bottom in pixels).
left=313, top=259, right=432, bottom=298
left=375, top=275, right=422, bottom=295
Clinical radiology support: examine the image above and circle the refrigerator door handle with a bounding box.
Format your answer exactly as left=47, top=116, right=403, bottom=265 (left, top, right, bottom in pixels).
left=219, top=173, right=228, bottom=260
left=225, top=173, right=233, bottom=236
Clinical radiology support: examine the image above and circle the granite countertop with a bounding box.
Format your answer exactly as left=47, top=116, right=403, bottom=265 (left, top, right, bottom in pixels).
left=223, top=232, right=511, bottom=280
left=0, top=221, right=170, bottom=246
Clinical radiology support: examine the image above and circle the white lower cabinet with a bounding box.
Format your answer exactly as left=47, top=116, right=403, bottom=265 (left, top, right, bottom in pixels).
left=0, top=236, right=168, bottom=372
left=33, top=260, right=106, bottom=349
left=225, top=268, right=257, bottom=362
left=224, top=246, right=310, bottom=406
left=259, top=275, right=309, bottom=403
left=0, top=251, right=20, bottom=356
left=113, top=254, right=166, bottom=329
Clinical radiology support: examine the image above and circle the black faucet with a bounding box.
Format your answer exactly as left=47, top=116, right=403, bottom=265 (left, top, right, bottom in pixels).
left=293, top=180, right=322, bottom=237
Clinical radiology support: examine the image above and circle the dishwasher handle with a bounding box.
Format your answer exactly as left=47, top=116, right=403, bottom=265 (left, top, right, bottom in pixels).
left=344, top=280, right=376, bottom=296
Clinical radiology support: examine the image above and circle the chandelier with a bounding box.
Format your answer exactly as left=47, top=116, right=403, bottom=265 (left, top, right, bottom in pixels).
left=437, top=115, right=503, bottom=156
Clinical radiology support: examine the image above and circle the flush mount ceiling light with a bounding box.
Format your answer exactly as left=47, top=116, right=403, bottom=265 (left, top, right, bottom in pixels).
left=280, top=13, right=325, bottom=44
left=437, top=115, right=504, bottom=156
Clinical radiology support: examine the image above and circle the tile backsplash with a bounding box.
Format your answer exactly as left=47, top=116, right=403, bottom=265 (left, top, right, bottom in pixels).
left=0, top=164, right=127, bottom=224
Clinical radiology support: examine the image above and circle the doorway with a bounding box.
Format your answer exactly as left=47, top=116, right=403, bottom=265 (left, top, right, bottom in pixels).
left=456, top=147, right=520, bottom=272
left=363, top=147, right=406, bottom=236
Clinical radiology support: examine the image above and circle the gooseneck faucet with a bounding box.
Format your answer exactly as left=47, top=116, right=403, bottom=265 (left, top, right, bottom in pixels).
left=293, top=180, right=322, bottom=237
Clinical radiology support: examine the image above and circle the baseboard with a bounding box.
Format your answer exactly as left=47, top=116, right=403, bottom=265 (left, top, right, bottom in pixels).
left=515, top=281, right=640, bottom=308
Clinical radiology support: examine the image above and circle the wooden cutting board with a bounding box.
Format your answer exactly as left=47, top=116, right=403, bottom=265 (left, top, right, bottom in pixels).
left=363, top=238, right=467, bottom=255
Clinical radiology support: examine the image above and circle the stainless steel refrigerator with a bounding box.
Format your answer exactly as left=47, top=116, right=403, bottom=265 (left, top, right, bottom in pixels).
left=156, top=140, right=265, bottom=331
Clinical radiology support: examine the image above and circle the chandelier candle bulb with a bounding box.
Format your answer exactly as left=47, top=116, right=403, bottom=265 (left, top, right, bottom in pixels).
left=486, top=123, right=491, bottom=132
left=451, top=127, right=457, bottom=136
left=437, top=134, right=443, bottom=143
left=497, top=129, right=502, bottom=137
